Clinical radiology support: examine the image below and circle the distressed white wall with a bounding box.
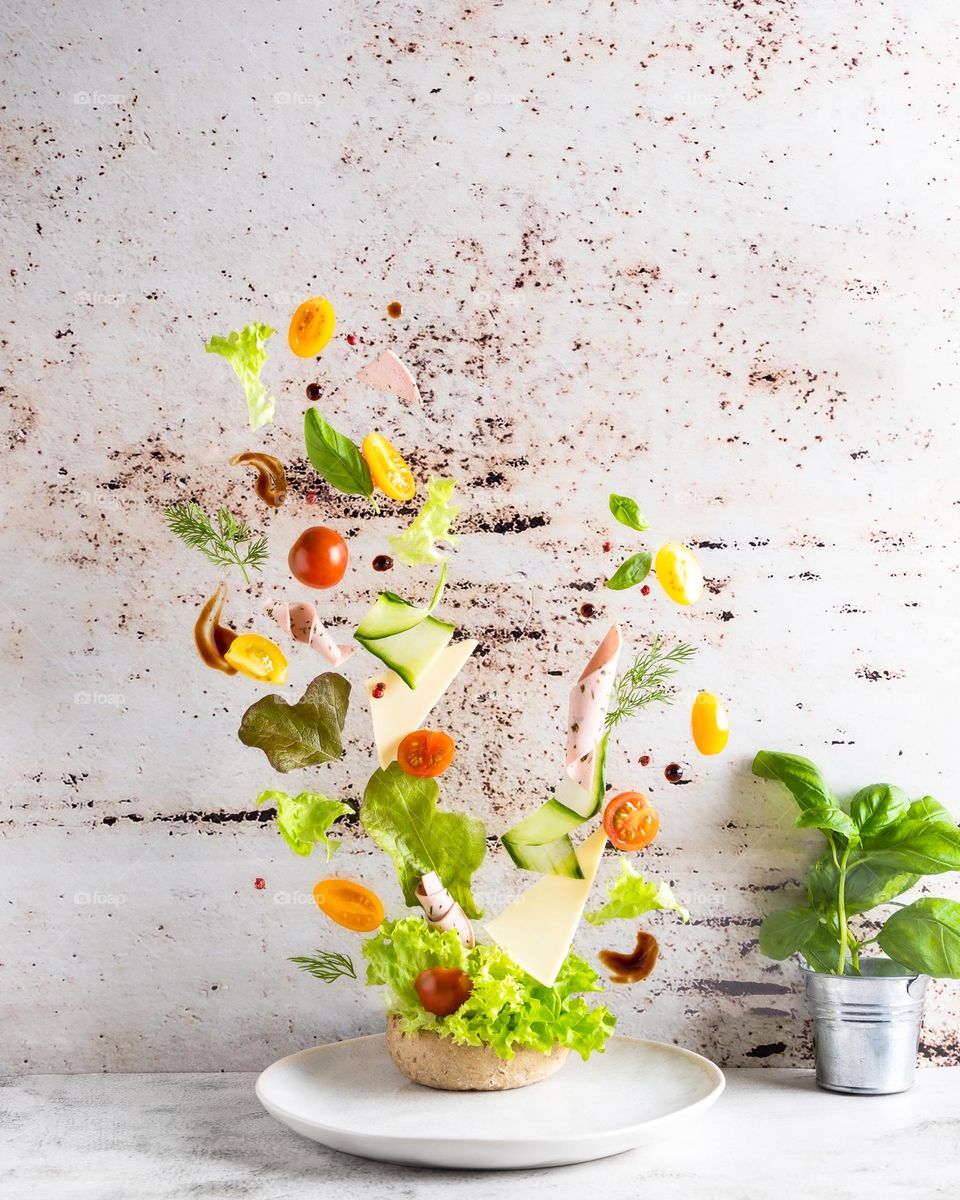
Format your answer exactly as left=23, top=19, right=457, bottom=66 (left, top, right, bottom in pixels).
left=3, top=0, right=960, bottom=1072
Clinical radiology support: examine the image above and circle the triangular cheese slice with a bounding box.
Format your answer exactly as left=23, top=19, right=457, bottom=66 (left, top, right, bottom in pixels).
left=366, top=640, right=477, bottom=769
left=484, top=826, right=607, bottom=986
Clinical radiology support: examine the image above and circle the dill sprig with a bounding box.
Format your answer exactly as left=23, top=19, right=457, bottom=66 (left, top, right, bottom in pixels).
left=165, top=501, right=268, bottom=584
left=605, top=637, right=698, bottom=730
left=289, top=950, right=357, bottom=983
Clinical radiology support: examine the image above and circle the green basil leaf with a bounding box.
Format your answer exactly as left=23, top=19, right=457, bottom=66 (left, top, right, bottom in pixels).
left=604, top=551, right=652, bottom=591
left=801, top=921, right=851, bottom=973
left=861, top=797, right=960, bottom=875
left=795, top=804, right=858, bottom=840
left=807, top=848, right=919, bottom=915
left=758, top=906, right=820, bottom=960
left=608, top=493, right=650, bottom=532
left=304, top=408, right=373, bottom=498
left=238, top=673, right=350, bottom=772
left=360, top=762, right=487, bottom=919
left=877, top=898, right=960, bottom=977
left=850, top=784, right=909, bottom=838
left=752, top=751, right=836, bottom=817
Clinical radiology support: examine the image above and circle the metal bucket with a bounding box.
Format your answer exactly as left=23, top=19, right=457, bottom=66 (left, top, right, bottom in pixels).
left=802, top=960, right=928, bottom=1095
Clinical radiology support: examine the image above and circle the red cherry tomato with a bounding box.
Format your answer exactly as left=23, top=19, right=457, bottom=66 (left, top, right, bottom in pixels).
left=288, top=526, right=348, bottom=589
left=397, top=730, right=456, bottom=778
left=414, top=967, right=473, bottom=1016
left=603, top=791, right=659, bottom=852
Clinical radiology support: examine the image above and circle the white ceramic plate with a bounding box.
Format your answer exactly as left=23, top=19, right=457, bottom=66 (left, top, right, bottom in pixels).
left=256, top=1033, right=725, bottom=1169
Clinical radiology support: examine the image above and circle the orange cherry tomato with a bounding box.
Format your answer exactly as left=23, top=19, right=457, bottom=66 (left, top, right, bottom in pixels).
left=415, top=967, right=473, bottom=1016
left=603, top=791, right=659, bottom=852
left=288, top=526, right=348, bottom=589
left=313, top=878, right=384, bottom=933
left=361, top=433, right=416, bottom=502
left=288, top=297, right=336, bottom=357
left=397, top=730, right=456, bottom=778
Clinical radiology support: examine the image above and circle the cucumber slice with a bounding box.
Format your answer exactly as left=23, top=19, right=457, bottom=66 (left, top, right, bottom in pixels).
left=501, top=732, right=609, bottom=877
left=354, top=565, right=455, bottom=689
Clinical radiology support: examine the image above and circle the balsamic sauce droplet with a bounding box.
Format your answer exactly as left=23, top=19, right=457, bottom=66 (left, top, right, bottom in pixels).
left=579, top=602, right=596, bottom=619
left=305, top=382, right=322, bottom=401
left=372, top=554, right=394, bottom=572
left=664, top=762, right=684, bottom=784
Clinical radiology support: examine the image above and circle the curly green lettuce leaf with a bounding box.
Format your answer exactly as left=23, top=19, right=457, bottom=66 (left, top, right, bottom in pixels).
left=388, top=476, right=461, bottom=567
left=255, top=789, right=352, bottom=858
left=585, top=858, right=690, bottom=926
left=205, top=323, right=276, bottom=431
left=360, top=763, right=486, bottom=918
left=363, top=917, right=615, bottom=1061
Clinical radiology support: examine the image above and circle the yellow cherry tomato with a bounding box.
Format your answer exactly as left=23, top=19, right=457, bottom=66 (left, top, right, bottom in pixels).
left=223, top=633, right=288, bottom=684
left=691, top=691, right=730, bottom=755
left=313, top=878, right=384, bottom=932
left=654, top=542, right=704, bottom=605
left=361, top=432, right=416, bottom=501
left=288, top=296, right=336, bottom=357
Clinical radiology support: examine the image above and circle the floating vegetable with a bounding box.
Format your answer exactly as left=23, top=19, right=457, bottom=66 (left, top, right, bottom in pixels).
left=691, top=691, right=730, bottom=755
left=205, top=323, right=276, bottom=431
left=599, top=931, right=659, bottom=984
left=314, top=878, right=384, bottom=932
left=238, top=672, right=350, bottom=772
left=361, top=432, right=416, bottom=502
left=416, top=871, right=475, bottom=947
left=605, top=551, right=652, bottom=591
left=194, top=582, right=237, bottom=674
left=165, top=502, right=268, bottom=584
left=360, top=762, right=486, bottom=919
left=602, top=792, right=659, bottom=852
left=289, top=950, right=356, bottom=983
left=255, top=789, right=352, bottom=857
left=654, top=542, right=704, bottom=605
left=585, top=858, right=689, bottom=926
left=398, top=730, right=456, bottom=779
left=288, top=296, right=336, bottom=358
left=264, top=598, right=355, bottom=666
left=288, top=526, right=348, bottom=590
left=414, top=967, right=473, bottom=1017
left=303, top=408, right=376, bottom=506
left=229, top=450, right=287, bottom=508
left=501, top=626, right=621, bottom=878
left=608, top=493, right=650, bottom=533
left=389, top=477, right=461, bottom=567
left=356, top=349, right=422, bottom=405
left=605, top=638, right=697, bottom=730
left=224, top=633, right=289, bottom=684
left=355, top=565, right=455, bottom=689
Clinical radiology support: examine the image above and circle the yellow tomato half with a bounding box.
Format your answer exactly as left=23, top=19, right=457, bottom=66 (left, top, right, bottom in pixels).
left=223, top=633, right=288, bottom=684
left=654, top=542, right=704, bottom=605
left=314, top=878, right=385, bottom=932
left=361, top=432, right=416, bottom=501
left=288, top=296, right=336, bottom=357
left=691, top=691, right=730, bottom=755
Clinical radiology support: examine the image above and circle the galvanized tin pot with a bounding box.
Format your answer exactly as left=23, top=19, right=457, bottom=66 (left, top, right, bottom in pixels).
left=802, top=960, right=928, bottom=1095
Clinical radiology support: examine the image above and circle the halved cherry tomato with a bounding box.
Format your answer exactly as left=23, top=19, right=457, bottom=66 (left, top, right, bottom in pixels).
left=288, top=297, right=336, bottom=357
left=313, top=878, right=384, bottom=932
left=603, top=791, right=659, bottom=852
left=691, top=691, right=730, bottom=755
left=223, top=633, right=288, bottom=684
left=654, top=542, right=704, bottom=605
left=397, top=730, right=456, bottom=778
left=361, top=432, right=416, bottom=502
left=415, top=967, right=473, bottom=1016
left=288, top=526, right=348, bottom=589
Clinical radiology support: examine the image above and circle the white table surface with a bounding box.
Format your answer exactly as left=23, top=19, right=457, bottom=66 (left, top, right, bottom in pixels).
left=2, top=1067, right=959, bottom=1199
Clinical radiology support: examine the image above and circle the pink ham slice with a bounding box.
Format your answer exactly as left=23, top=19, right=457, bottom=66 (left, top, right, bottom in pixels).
left=355, top=349, right=422, bottom=405
left=263, top=600, right=356, bottom=667
left=565, top=624, right=622, bottom=793
left=415, top=872, right=475, bottom=948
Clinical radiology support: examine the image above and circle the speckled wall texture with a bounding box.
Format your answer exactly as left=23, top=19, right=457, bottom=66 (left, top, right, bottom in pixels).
left=3, top=1, right=959, bottom=1072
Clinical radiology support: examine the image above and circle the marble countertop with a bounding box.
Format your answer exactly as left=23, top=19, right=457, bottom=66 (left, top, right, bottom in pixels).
left=3, top=1067, right=959, bottom=1199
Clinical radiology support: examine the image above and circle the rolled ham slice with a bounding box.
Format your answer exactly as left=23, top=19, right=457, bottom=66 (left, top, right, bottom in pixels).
left=355, top=350, right=422, bottom=405
left=416, top=872, right=475, bottom=948
left=565, top=623, right=622, bottom=793
left=263, top=600, right=356, bottom=667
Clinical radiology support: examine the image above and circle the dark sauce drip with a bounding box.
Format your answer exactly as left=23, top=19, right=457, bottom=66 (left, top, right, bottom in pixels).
left=579, top=602, right=597, bottom=619
left=387, top=301, right=403, bottom=318
left=195, top=583, right=238, bottom=674
left=229, top=451, right=287, bottom=508
left=306, top=382, right=322, bottom=401
left=372, top=554, right=394, bottom=572
left=664, top=762, right=684, bottom=783
left=599, top=931, right=659, bottom=984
